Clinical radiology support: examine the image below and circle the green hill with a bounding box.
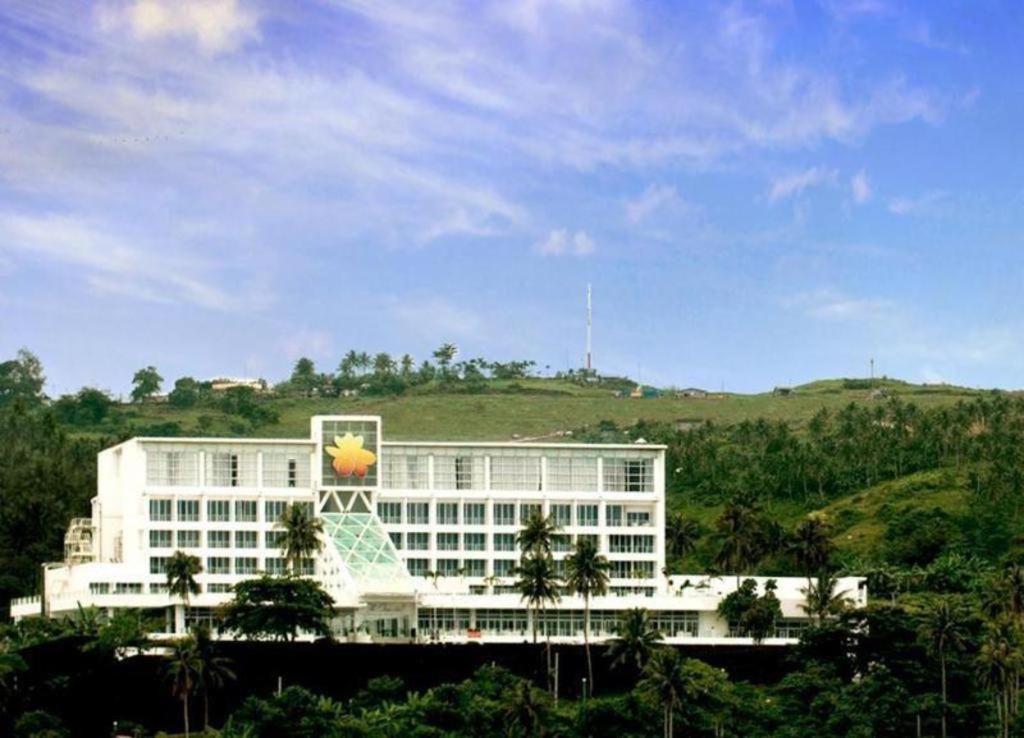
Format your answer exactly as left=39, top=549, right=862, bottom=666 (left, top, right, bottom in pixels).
left=101, top=376, right=984, bottom=441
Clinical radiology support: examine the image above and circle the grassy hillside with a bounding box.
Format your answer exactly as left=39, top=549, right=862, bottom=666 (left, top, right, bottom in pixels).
left=108, top=376, right=983, bottom=441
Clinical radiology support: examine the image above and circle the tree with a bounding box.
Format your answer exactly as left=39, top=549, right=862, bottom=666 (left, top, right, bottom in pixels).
left=276, top=503, right=323, bottom=575
left=0, top=348, right=45, bottom=408
left=718, top=578, right=782, bottom=644
left=801, top=571, right=851, bottom=625
left=665, top=513, right=701, bottom=559
left=168, top=377, right=200, bottom=408
left=192, top=623, right=236, bottom=731
left=502, top=679, right=551, bottom=737
left=338, top=350, right=360, bottom=380
left=713, top=504, right=767, bottom=585
left=789, top=516, right=835, bottom=584
left=166, top=551, right=203, bottom=622
left=165, top=635, right=202, bottom=738
left=289, top=357, right=318, bottom=395
left=399, top=354, right=415, bottom=379
left=564, top=538, right=610, bottom=695
left=514, top=553, right=560, bottom=693
left=432, top=343, right=458, bottom=379
left=372, top=352, right=395, bottom=377
left=517, top=512, right=559, bottom=557
left=639, top=648, right=686, bottom=738
left=918, top=596, right=972, bottom=738
left=220, top=575, right=334, bottom=641
left=130, top=365, right=163, bottom=402
left=977, top=617, right=1024, bottom=738
left=607, top=608, right=663, bottom=676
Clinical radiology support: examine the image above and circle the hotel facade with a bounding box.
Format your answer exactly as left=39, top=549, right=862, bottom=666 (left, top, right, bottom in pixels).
left=10, top=415, right=866, bottom=644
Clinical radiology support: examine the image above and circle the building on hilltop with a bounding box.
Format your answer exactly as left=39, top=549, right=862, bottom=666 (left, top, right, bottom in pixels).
left=10, top=415, right=866, bottom=644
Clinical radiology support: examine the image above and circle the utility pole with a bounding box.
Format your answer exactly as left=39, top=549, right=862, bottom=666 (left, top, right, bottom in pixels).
left=585, top=284, right=592, bottom=371
left=870, top=357, right=875, bottom=386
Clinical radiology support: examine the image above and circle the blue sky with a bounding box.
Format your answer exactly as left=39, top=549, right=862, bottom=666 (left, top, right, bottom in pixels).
left=1, top=0, right=1023, bottom=395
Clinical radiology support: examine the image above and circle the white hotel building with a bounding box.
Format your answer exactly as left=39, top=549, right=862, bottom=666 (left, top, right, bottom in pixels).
left=10, top=415, right=865, bottom=644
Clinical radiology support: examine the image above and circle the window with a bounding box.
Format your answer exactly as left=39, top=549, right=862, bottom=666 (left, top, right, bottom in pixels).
left=208, top=583, right=233, bottom=594
left=407, top=532, right=429, bottom=550
left=235, top=531, right=258, bottom=549
left=149, top=556, right=168, bottom=575
left=207, top=499, right=231, bottom=522
left=234, top=500, right=257, bottom=522
left=206, top=450, right=256, bottom=487
left=406, top=502, right=429, bottom=525
left=208, top=530, right=231, bottom=549
left=382, top=452, right=429, bottom=489
left=577, top=504, right=599, bottom=527
left=389, top=531, right=403, bottom=550
left=176, top=530, right=200, bottom=549
left=490, top=455, right=541, bottom=491
left=606, top=505, right=623, bottom=527
left=377, top=501, right=403, bottom=524
left=493, top=533, right=516, bottom=552
left=265, top=558, right=288, bottom=575
left=437, top=502, right=459, bottom=525
left=149, top=499, right=172, bottom=522
left=146, top=449, right=198, bottom=486
left=90, top=582, right=110, bottom=595
left=177, top=499, right=199, bottom=522
left=519, top=503, right=542, bottom=524
left=433, top=454, right=483, bottom=490
left=151, top=582, right=169, bottom=595
left=265, top=530, right=284, bottom=549
left=463, top=502, right=485, bottom=525
left=264, top=500, right=288, bottom=523
left=492, top=559, right=516, bottom=577
left=546, top=455, right=598, bottom=491
left=437, top=533, right=459, bottom=551
left=406, top=558, right=429, bottom=577
left=609, top=561, right=655, bottom=579
left=115, top=583, right=143, bottom=594
left=437, top=558, right=460, bottom=575
left=464, top=533, right=486, bottom=551
left=609, top=534, right=654, bottom=553
left=207, top=557, right=231, bottom=575
left=577, top=533, right=599, bottom=548
left=263, top=452, right=309, bottom=488
left=235, top=557, right=258, bottom=575
left=552, top=534, right=572, bottom=552
left=550, top=503, right=571, bottom=527
left=463, top=559, right=486, bottom=577
left=149, top=530, right=172, bottom=548
left=603, top=457, right=654, bottom=493
left=493, top=503, right=516, bottom=526
left=627, top=511, right=652, bottom=527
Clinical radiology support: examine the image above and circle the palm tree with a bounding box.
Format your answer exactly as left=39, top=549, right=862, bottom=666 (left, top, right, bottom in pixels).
left=423, top=570, right=445, bottom=641
left=515, top=553, right=561, bottom=694
left=977, top=617, right=1024, bottom=738
left=788, top=516, right=835, bottom=585
left=920, top=596, right=971, bottom=738
left=165, top=635, right=202, bottom=738
left=800, top=571, right=851, bottom=625
left=665, top=513, right=701, bottom=559
left=277, top=503, right=323, bottom=575
left=503, top=679, right=550, bottom=736
left=432, top=343, right=458, bottom=378
left=192, top=623, right=236, bottom=731
left=517, top=512, right=559, bottom=557
left=564, top=538, right=609, bottom=695
left=713, top=504, right=763, bottom=586
left=639, top=647, right=686, bottom=738
left=607, top=607, right=663, bottom=676
left=166, top=551, right=202, bottom=632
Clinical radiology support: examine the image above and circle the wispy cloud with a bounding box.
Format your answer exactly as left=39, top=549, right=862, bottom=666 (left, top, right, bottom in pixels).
left=626, top=184, right=687, bottom=224
left=851, top=170, right=872, bottom=204
left=888, top=190, right=950, bottom=216
left=768, top=167, right=837, bottom=203
left=534, top=229, right=595, bottom=257
left=98, top=0, right=261, bottom=55
left=784, top=289, right=894, bottom=321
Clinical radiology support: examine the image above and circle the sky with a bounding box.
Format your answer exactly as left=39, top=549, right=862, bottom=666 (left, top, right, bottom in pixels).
left=1, top=0, right=1023, bottom=396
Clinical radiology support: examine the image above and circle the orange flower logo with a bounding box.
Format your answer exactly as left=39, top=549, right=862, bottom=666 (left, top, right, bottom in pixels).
left=325, top=433, right=376, bottom=478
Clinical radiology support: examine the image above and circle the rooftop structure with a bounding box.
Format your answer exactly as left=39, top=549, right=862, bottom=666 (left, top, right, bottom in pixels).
left=10, top=415, right=866, bottom=644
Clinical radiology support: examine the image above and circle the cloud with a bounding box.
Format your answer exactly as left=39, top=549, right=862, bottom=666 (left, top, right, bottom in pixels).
left=0, top=211, right=266, bottom=311
left=388, top=297, right=484, bottom=341
left=851, top=169, right=871, bottom=204
left=99, top=0, right=260, bottom=55
left=534, top=229, right=595, bottom=257
left=768, top=167, right=837, bottom=203
left=785, top=289, right=893, bottom=321
left=626, top=184, right=685, bottom=223
left=888, top=190, right=950, bottom=216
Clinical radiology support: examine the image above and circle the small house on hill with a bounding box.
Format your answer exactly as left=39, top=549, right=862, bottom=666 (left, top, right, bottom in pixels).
left=675, top=387, right=708, bottom=399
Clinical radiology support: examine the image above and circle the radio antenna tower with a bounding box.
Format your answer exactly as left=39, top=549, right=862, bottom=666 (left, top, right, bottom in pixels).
left=585, top=284, right=593, bottom=371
